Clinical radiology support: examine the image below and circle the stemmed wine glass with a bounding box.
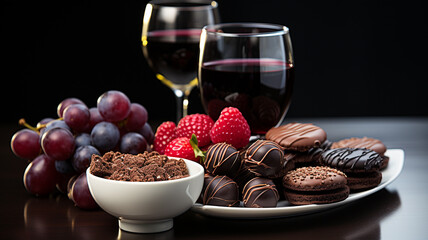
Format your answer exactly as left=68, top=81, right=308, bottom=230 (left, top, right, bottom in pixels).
left=142, top=0, right=220, bottom=122
left=199, top=23, right=295, bottom=134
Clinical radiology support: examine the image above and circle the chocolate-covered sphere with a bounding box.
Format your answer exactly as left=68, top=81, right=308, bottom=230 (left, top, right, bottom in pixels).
left=245, top=140, right=285, bottom=178
left=243, top=177, right=279, bottom=208
left=204, top=143, right=242, bottom=178
left=203, top=175, right=240, bottom=207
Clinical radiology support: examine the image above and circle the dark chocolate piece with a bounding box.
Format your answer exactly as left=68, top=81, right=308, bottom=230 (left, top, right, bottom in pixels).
left=266, top=123, right=327, bottom=152
left=204, top=143, right=242, bottom=178
left=203, top=175, right=240, bottom=207
left=243, top=177, right=279, bottom=208
left=244, top=140, right=285, bottom=178
left=320, top=148, right=383, bottom=173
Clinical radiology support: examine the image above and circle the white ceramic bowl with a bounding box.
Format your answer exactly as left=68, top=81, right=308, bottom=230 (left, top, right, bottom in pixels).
left=86, top=159, right=204, bottom=233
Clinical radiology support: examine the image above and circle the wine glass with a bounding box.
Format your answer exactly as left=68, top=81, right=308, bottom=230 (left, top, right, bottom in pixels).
left=142, top=0, right=220, bottom=123
left=199, top=23, right=295, bottom=134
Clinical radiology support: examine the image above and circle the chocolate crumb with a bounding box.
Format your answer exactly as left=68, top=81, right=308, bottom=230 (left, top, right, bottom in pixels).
left=90, top=151, right=189, bottom=182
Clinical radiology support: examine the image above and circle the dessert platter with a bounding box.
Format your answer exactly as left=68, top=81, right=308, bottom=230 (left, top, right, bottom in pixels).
left=192, top=149, right=404, bottom=219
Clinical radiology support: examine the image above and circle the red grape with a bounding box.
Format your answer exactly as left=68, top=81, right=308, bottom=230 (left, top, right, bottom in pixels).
left=91, top=121, right=120, bottom=152
left=63, top=104, right=90, bottom=132
left=69, top=172, right=98, bottom=210
left=120, top=132, right=147, bottom=154
left=138, top=123, right=155, bottom=145
left=97, top=90, right=131, bottom=122
left=57, top=98, right=86, bottom=118
left=72, top=145, right=100, bottom=173
left=23, top=154, right=59, bottom=196
left=41, top=128, right=75, bottom=161
left=11, top=129, right=41, bottom=160
left=124, top=103, right=148, bottom=131
left=88, top=107, right=104, bottom=129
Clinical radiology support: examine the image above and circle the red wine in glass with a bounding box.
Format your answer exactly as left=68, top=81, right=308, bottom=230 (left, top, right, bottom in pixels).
left=143, top=29, right=201, bottom=87
left=200, top=58, right=294, bottom=134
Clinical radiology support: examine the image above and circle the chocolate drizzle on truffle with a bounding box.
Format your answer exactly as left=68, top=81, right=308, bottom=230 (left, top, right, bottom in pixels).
left=203, top=175, right=240, bottom=207
left=321, top=148, right=383, bottom=172
left=204, top=143, right=242, bottom=178
left=242, top=177, right=279, bottom=208
left=244, top=140, right=284, bottom=178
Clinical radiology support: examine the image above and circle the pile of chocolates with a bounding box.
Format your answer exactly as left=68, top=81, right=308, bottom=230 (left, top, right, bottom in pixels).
left=200, top=122, right=388, bottom=207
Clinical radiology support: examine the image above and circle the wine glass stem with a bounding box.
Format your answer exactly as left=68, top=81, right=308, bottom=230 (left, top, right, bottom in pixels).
left=173, top=89, right=189, bottom=123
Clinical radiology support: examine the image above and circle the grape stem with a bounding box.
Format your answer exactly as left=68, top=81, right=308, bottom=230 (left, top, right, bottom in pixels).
left=19, top=118, right=63, bottom=133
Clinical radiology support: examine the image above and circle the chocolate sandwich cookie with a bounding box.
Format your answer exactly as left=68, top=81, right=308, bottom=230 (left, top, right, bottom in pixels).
left=203, top=175, right=240, bottom=207
left=331, top=137, right=388, bottom=169
left=266, top=123, right=327, bottom=152
left=204, top=143, right=242, bottom=178
left=244, top=140, right=285, bottom=178
left=243, top=177, right=279, bottom=208
left=282, top=166, right=349, bottom=205
left=320, top=148, right=384, bottom=191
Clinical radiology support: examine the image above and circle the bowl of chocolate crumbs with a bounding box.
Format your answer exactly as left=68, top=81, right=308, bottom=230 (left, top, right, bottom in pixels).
left=86, top=151, right=204, bottom=233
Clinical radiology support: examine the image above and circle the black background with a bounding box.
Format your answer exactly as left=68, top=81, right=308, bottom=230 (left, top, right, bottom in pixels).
left=2, top=0, right=427, bottom=125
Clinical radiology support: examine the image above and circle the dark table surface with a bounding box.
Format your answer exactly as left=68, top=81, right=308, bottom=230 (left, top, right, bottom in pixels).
left=1, top=117, right=427, bottom=240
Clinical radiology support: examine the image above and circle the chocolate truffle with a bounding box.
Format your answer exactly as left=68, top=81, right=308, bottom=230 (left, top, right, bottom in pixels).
left=266, top=123, right=327, bottom=152
left=282, top=166, right=349, bottom=205
left=204, top=143, right=242, bottom=178
left=203, top=175, right=240, bottom=207
left=244, top=140, right=285, bottom=178
left=243, top=177, right=279, bottom=208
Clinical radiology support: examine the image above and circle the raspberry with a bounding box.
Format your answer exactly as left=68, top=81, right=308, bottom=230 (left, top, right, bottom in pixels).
left=164, top=137, right=198, bottom=162
left=210, top=107, right=251, bottom=149
left=175, top=114, right=214, bottom=147
left=153, top=121, right=177, bottom=154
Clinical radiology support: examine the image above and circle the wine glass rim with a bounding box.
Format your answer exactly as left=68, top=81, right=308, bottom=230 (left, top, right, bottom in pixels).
left=203, top=22, right=289, bottom=37
left=149, top=0, right=218, bottom=10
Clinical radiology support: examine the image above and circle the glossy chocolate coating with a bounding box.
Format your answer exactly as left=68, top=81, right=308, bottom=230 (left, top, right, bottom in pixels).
left=244, top=140, right=284, bottom=178
left=243, top=177, right=279, bottom=208
left=203, top=175, right=240, bottom=207
left=266, top=123, right=327, bottom=152
left=204, top=143, right=242, bottom=178
left=321, top=148, right=383, bottom=173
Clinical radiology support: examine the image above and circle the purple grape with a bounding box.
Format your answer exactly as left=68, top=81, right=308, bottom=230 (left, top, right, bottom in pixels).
left=97, top=90, right=131, bottom=122
left=91, top=121, right=120, bottom=152
left=23, top=154, right=59, bottom=196
left=75, top=133, right=92, bottom=148
left=55, top=159, right=75, bottom=174
left=63, top=104, right=90, bottom=132
left=41, top=128, right=75, bottom=161
left=69, top=172, right=98, bottom=210
left=57, top=98, right=86, bottom=118
left=138, top=122, right=155, bottom=145
left=120, top=132, right=147, bottom=154
left=11, top=129, right=41, bottom=160
left=72, top=145, right=100, bottom=173
left=88, top=107, right=104, bottom=129
left=124, top=103, right=148, bottom=131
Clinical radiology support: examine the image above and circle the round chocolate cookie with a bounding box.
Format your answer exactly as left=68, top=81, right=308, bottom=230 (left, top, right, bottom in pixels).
left=203, top=175, right=240, bottom=207
left=331, top=137, right=388, bottom=169
left=266, top=123, right=327, bottom=152
left=242, top=177, right=279, bottom=208
left=320, top=148, right=383, bottom=191
left=204, top=143, right=242, bottom=178
left=244, top=140, right=285, bottom=178
left=282, top=166, right=349, bottom=205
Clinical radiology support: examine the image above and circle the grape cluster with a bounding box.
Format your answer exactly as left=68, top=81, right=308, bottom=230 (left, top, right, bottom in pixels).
left=10, top=90, right=154, bottom=209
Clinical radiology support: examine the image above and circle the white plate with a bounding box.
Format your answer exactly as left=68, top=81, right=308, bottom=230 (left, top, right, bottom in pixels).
left=191, top=149, right=404, bottom=219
